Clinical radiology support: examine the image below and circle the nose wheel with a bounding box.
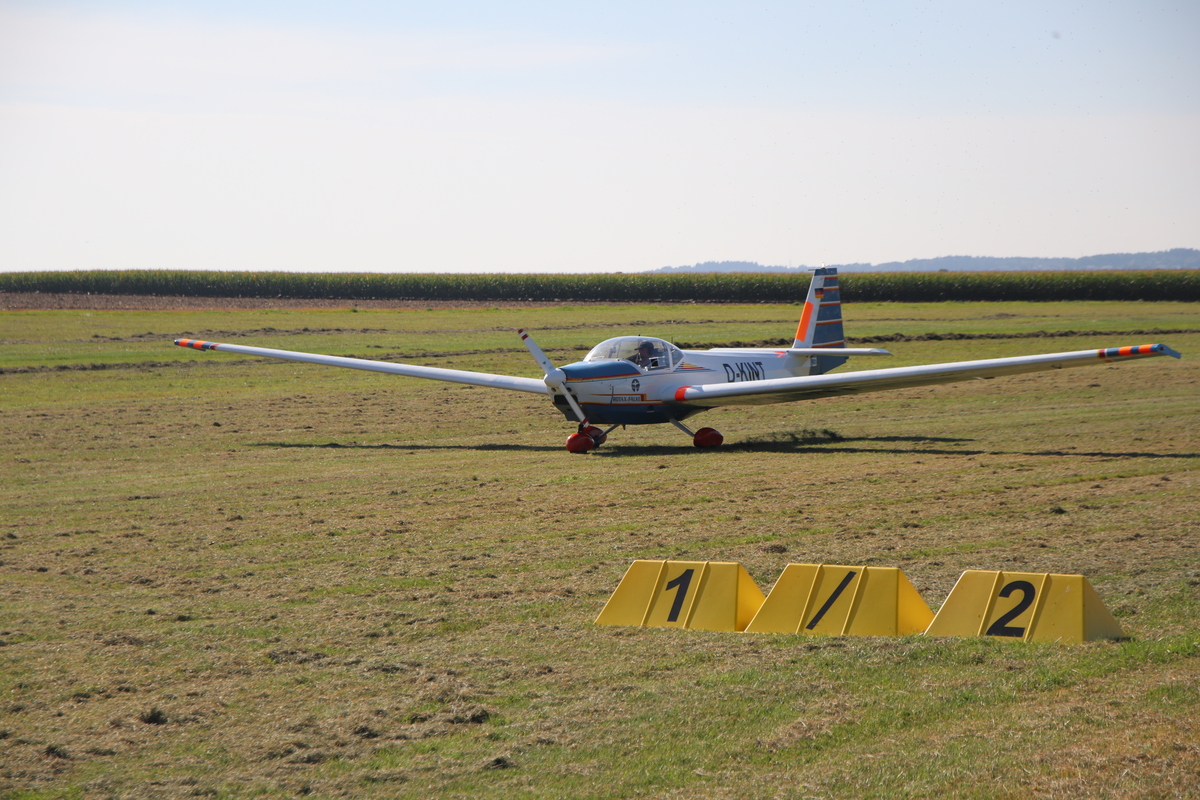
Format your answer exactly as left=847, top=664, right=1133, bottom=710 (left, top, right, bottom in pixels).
left=566, top=424, right=617, bottom=453
left=670, top=419, right=724, bottom=448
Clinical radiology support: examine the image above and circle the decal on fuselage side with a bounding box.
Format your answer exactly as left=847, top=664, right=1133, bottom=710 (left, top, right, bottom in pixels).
left=723, top=361, right=766, bottom=382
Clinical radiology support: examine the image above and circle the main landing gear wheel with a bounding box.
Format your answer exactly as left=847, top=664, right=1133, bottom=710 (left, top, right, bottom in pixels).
left=669, top=419, right=724, bottom=448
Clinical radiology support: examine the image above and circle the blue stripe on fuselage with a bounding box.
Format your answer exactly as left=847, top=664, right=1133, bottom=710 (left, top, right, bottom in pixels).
left=560, top=361, right=642, bottom=382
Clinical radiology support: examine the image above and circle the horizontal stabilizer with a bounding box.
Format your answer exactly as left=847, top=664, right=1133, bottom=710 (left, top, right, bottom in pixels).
left=704, top=347, right=891, bottom=356
left=786, top=348, right=892, bottom=357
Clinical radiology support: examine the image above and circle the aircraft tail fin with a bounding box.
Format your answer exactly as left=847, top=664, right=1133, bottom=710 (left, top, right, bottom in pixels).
left=793, top=267, right=847, bottom=374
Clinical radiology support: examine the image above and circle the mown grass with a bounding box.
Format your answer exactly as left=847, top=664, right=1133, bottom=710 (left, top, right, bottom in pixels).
left=0, top=301, right=1197, bottom=798
left=3, top=268, right=1199, bottom=302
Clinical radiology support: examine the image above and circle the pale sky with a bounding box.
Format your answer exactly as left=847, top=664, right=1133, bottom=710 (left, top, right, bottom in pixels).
left=1, top=1, right=1197, bottom=273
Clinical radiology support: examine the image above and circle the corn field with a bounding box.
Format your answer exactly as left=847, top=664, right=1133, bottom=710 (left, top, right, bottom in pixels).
left=2, top=269, right=1197, bottom=302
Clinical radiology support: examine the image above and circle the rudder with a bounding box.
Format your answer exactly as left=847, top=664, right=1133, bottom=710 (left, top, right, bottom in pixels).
left=793, top=268, right=847, bottom=374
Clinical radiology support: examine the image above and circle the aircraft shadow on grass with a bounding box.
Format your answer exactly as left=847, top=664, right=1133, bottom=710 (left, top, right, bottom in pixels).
left=254, top=441, right=566, bottom=453
left=251, top=434, right=961, bottom=455
left=251, top=436, right=1197, bottom=460
left=596, top=437, right=1198, bottom=459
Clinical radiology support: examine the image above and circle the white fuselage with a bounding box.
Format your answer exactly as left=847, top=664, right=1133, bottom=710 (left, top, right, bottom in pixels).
left=559, top=342, right=815, bottom=425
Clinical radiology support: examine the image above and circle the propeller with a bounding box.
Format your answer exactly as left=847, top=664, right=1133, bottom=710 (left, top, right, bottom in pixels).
left=518, top=328, right=587, bottom=422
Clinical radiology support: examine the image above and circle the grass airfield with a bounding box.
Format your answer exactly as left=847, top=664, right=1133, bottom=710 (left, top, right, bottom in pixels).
left=1, top=300, right=1198, bottom=799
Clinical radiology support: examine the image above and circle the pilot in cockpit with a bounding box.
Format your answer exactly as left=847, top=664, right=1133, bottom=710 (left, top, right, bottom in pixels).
left=632, top=341, right=657, bottom=368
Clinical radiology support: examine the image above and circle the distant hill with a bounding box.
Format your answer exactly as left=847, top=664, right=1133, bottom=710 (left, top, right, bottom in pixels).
left=649, top=249, right=1200, bottom=274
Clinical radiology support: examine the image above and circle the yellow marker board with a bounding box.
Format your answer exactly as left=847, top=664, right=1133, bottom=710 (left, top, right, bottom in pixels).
left=745, top=564, right=932, bottom=636
left=595, top=560, right=765, bottom=632
left=925, top=570, right=1125, bottom=644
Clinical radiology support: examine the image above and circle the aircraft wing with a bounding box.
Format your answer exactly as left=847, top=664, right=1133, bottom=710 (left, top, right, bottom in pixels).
left=174, top=339, right=550, bottom=395
left=672, top=344, right=1182, bottom=407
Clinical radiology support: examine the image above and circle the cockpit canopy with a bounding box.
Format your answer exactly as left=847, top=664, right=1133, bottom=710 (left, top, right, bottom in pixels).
left=584, top=336, right=684, bottom=371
